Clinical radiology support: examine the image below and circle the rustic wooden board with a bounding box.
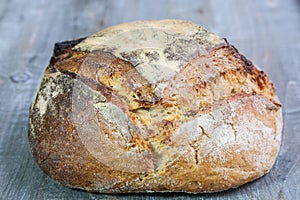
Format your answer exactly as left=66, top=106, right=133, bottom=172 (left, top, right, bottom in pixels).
left=0, top=0, right=299, bottom=199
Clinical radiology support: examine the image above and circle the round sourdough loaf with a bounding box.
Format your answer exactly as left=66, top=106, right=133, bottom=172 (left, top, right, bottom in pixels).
left=28, top=20, right=282, bottom=193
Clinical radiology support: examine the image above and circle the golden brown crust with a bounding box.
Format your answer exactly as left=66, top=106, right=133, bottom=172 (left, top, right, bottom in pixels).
left=28, top=20, right=282, bottom=193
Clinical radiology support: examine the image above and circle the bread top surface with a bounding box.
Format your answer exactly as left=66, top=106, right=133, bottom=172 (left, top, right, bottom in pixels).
left=52, top=19, right=277, bottom=101
left=73, top=20, right=225, bottom=85
left=40, top=20, right=281, bottom=175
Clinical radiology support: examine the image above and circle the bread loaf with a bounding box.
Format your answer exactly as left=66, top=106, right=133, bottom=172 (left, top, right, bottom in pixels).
left=28, top=20, right=282, bottom=193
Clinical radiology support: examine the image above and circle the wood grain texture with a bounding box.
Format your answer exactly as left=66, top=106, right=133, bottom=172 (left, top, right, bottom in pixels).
left=0, top=0, right=299, bottom=199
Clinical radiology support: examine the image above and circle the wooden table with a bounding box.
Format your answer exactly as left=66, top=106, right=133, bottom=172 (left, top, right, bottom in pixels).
left=0, top=0, right=299, bottom=199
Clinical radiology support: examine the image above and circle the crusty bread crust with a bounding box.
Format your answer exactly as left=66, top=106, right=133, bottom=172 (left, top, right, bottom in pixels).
left=28, top=20, right=282, bottom=193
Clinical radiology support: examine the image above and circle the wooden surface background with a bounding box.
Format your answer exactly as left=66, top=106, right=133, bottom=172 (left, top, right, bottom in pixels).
left=0, top=0, right=299, bottom=199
